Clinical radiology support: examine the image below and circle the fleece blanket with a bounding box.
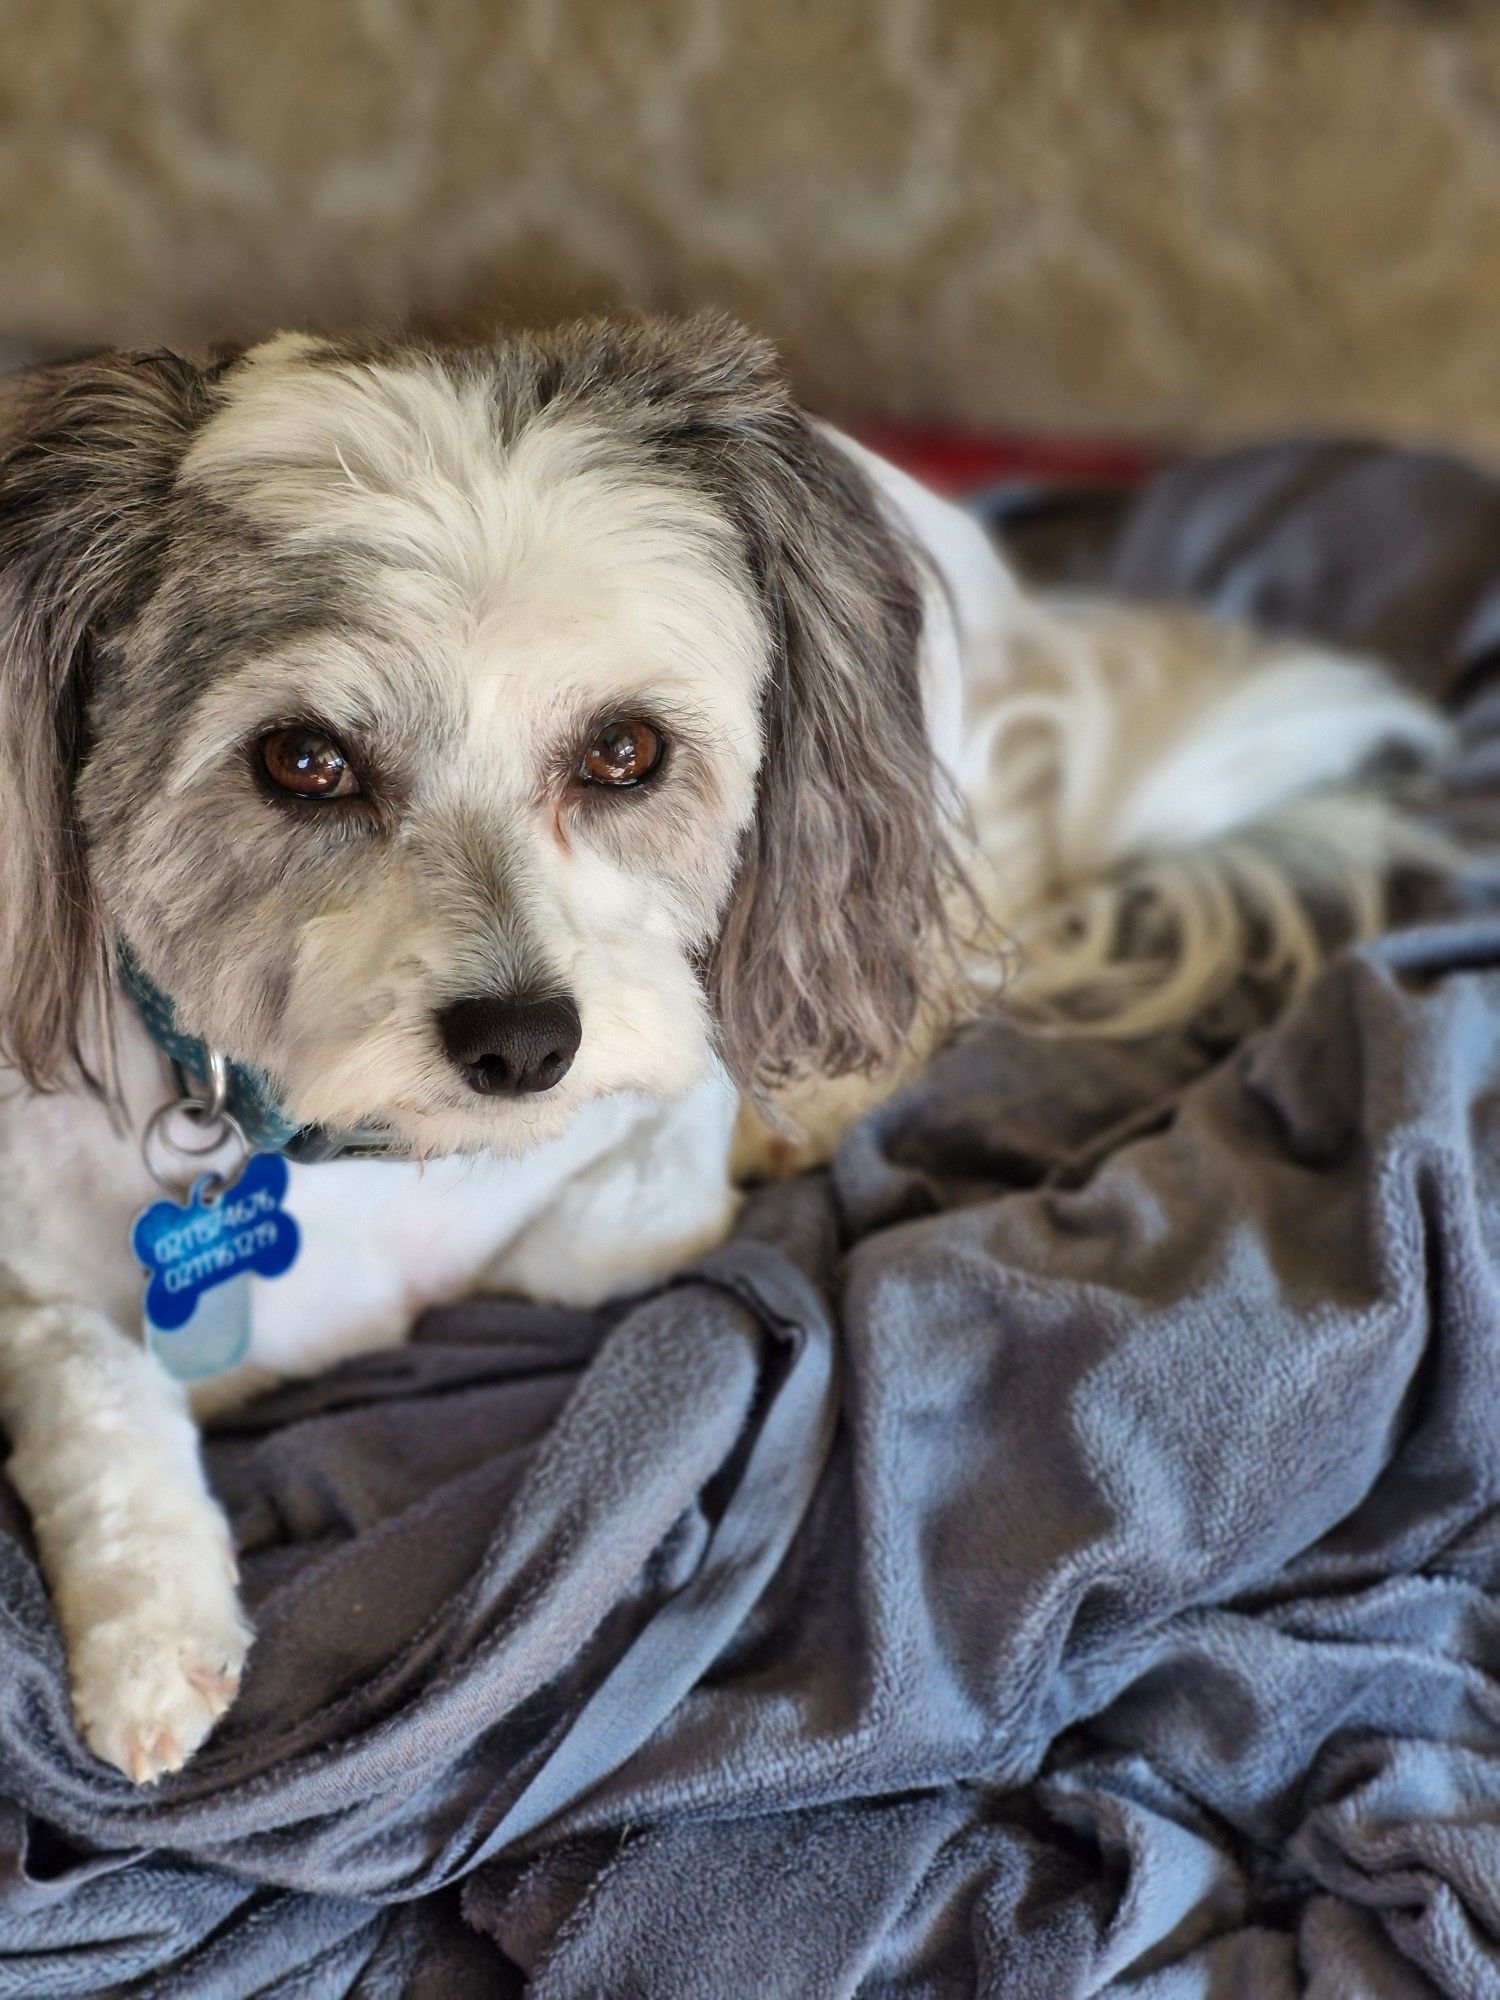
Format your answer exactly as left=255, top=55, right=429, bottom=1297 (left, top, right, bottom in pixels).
left=3, top=441, right=1500, bottom=1998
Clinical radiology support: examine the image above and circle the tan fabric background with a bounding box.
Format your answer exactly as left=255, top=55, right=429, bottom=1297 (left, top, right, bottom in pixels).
left=3, top=0, right=1499, bottom=446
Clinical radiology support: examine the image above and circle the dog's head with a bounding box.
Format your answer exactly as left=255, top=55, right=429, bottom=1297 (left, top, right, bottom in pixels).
left=0, top=318, right=960, bottom=1153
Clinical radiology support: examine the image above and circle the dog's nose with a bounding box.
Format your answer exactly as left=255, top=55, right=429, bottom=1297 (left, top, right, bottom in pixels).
left=437, top=993, right=582, bottom=1097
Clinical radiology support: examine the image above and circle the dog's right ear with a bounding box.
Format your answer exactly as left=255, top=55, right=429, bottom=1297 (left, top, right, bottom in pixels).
left=0, top=352, right=209, bottom=1088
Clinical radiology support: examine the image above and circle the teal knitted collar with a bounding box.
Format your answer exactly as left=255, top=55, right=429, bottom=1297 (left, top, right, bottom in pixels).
left=117, top=945, right=388, bottom=1163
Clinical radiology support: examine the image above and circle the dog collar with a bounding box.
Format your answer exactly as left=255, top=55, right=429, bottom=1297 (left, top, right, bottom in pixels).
left=116, top=945, right=394, bottom=1164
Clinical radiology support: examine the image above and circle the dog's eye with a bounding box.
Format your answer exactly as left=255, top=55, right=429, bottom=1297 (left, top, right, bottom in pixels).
left=580, top=717, right=664, bottom=788
left=258, top=727, right=360, bottom=800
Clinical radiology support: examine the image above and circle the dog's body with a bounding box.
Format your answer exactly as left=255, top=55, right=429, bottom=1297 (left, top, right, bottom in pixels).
left=0, top=321, right=1447, bottom=1782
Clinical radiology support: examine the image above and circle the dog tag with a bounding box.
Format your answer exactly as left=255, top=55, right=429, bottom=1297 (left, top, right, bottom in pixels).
left=133, top=1152, right=300, bottom=1381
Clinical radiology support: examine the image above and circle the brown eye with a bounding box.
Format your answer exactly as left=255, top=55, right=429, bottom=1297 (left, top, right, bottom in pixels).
left=580, top=717, right=664, bottom=788
left=258, top=727, right=360, bottom=800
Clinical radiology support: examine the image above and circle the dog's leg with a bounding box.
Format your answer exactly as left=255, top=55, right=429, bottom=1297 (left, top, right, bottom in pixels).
left=0, top=1296, right=249, bottom=1783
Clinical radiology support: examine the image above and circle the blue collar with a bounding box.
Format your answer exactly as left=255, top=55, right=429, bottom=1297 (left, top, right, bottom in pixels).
left=117, top=945, right=389, bottom=1163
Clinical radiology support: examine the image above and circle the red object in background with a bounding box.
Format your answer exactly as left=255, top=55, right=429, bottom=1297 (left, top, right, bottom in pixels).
left=847, top=420, right=1164, bottom=497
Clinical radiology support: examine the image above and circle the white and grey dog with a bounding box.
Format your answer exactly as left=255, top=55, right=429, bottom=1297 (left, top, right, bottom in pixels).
left=0, top=317, right=1445, bottom=1784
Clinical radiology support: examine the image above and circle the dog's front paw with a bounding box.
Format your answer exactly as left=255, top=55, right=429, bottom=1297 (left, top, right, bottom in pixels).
left=62, top=1536, right=251, bottom=1785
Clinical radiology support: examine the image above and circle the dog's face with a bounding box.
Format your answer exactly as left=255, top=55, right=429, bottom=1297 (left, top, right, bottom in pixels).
left=0, top=319, right=956, bottom=1152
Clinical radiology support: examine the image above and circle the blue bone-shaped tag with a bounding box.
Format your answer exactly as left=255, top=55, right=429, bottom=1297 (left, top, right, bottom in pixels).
left=133, top=1152, right=300, bottom=1377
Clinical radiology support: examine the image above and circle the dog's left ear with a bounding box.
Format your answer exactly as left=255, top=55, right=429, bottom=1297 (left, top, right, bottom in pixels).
left=0, top=352, right=209, bottom=1087
left=639, top=317, right=964, bottom=1095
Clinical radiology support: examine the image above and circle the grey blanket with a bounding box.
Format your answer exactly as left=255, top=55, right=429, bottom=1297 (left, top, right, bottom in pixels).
left=4, top=442, right=1500, bottom=1998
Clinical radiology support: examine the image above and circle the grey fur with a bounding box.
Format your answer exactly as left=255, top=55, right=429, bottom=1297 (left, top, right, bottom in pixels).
left=0, top=354, right=214, bottom=1086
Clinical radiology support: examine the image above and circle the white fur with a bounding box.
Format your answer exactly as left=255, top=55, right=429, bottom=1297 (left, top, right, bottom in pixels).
left=175, top=338, right=767, bottom=1158
left=0, top=353, right=1449, bottom=1783
left=957, top=587, right=1450, bottom=1032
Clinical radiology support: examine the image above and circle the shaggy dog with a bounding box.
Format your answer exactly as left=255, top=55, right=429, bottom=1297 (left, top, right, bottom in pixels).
left=0, top=318, right=1444, bottom=1780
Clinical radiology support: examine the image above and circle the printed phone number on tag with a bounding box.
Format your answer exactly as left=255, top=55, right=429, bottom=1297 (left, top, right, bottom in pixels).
left=155, top=1219, right=283, bottom=1294
left=150, top=1185, right=280, bottom=1268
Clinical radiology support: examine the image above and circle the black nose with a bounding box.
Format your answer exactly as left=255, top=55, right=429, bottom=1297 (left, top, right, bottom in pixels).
left=437, top=992, right=582, bottom=1097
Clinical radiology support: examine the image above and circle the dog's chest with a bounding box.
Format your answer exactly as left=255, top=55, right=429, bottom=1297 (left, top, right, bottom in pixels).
left=0, top=1016, right=739, bottom=1408
left=252, top=1079, right=738, bottom=1376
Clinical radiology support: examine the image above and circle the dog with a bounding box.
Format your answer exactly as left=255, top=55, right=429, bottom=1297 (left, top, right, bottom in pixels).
left=0, top=316, right=1446, bottom=1783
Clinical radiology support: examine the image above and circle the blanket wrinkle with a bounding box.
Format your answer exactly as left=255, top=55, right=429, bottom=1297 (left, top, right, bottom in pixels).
left=5, top=439, right=1500, bottom=1995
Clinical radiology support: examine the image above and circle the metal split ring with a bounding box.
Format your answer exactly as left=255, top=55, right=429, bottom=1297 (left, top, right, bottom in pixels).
left=142, top=1054, right=248, bottom=1200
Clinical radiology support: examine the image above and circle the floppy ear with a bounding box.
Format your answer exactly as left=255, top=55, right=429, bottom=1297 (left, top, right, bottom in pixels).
left=632, top=317, right=966, bottom=1094
left=0, top=352, right=207, bottom=1088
